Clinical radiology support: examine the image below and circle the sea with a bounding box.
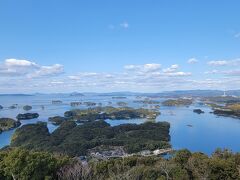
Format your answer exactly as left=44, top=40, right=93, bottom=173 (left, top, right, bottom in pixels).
left=1, top=94, right=240, bottom=155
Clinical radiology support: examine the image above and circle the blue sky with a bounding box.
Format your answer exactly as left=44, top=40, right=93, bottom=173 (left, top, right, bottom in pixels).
left=0, top=0, right=240, bottom=93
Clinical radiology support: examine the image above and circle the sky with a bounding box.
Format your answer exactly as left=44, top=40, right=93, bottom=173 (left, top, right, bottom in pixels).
left=0, top=0, right=240, bottom=93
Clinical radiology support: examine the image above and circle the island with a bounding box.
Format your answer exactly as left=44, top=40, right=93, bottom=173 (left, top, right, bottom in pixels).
left=52, top=100, right=62, bottom=104
left=112, top=96, right=127, bottom=99
left=9, top=104, right=18, bottom=109
left=212, top=104, right=240, bottom=118
left=23, top=105, right=32, bottom=111
left=133, top=99, right=160, bottom=104
left=70, top=102, right=82, bottom=107
left=116, top=101, right=128, bottom=106
left=193, top=109, right=204, bottom=114
left=64, top=106, right=160, bottom=122
left=83, top=102, right=96, bottom=106
left=202, top=96, right=240, bottom=104
left=10, top=120, right=170, bottom=156
left=0, top=105, right=3, bottom=109
left=162, top=98, right=193, bottom=106
left=0, top=118, right=21, bottom=133
left=16, top=113, right=39, bottom=120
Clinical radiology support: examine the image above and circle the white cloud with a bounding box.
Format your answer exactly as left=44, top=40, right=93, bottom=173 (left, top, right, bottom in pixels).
left=124, top=63, right=161, bottom=73
left=188, top=58, right=198, bottom=64
left=65, top=63, right=192, bottom=92
left=204, top=70, right=219, bottom=74
left=165, top=71, right=191, bottom=77
left=143, top=63, right=161, bottom=72
left=50, top=81, right=64, bottom=84
left=163, top=64, right=179, bottom=73
left=5, top=59, right=38, bottom=67
left=204, top=69, right=240, bottom=77
left=28, top=64, right=64, bottom=78
left=0, top=58, right=64, bottom=78
left=208, top=60, right=228, bottom=66
left=223, top=70, right=240, bottom=76
left=207, top=58, right=240, bottom=66
left=3, top=58, right=240, bottom=93
left=120, top=22, right=129, bottom=28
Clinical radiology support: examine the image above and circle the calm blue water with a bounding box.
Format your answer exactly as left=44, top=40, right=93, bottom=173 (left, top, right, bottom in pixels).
left=1, top=94, right=240, bottom=155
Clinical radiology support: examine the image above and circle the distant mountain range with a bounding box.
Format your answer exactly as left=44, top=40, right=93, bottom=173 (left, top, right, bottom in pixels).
left=0, top=94, right=34, bottom=96
left=0, top=90, right=240, bottom=97
left=95, top=90, right=240, bottom=97
left=148, top=90, right=240, bottom=97
left=69, top=92, right=85, bottom=96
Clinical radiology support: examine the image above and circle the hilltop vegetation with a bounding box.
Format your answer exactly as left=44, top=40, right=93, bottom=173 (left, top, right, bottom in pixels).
left=10, top=120, right=170, bottom=156
left=0, top=148, right=69, bottom=180
left=1, top=148, right=240, bottom=180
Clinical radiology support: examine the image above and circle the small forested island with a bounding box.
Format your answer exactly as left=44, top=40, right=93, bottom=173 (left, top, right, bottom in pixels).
left=83, top=102, right=97, bottom=106
left=64, top=106, right=160, bottom=122
left=8, top=104, right=17, bottom=109
left=162, top=98, right=193, bottom=106
left=116, top=101, right=128, bottom=106
left=0, top=118, right=21, bottom=133
left=0, top=105, right=3, bottom=109
left=10, top=120, right=170, bottom=156
left=48, top=116, right=67, bottom=125
left=193, top=109, right=204, bottom=114
left=112, top=96, right=127, bottom=99
left=16, top=113, right=39, bottom=120
left=52, top=100, right=63, bottom=104
left=23, top=105, right=32, bottom=111
left=70, top=102, right=82, bottom=107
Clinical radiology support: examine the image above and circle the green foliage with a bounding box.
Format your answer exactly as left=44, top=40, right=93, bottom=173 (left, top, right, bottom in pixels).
left=0, top=148, right=69, bottom=180
left=173, top=149, right=192, bottom=166
left=209, top=157, right=238, bottom=179
left=1, top=148, right=240, bottom=179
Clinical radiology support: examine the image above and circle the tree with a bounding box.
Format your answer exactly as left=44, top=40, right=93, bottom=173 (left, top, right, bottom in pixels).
left=187, top=153, right=210, bottom=180
left=57, top=158, right=92, bottom=180
left=1, top=148, right=69, bottom=180
left=156, top=159, right=175, bottom=180
left=173, top=149, right=192, bottom=167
